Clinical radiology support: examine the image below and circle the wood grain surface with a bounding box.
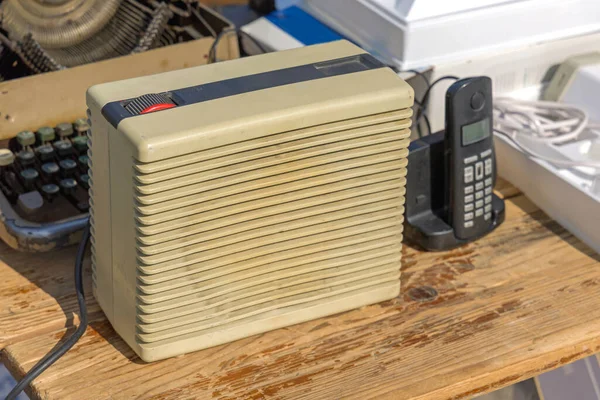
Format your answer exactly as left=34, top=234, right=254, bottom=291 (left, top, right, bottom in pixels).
left=1, top=182, right=600, bottom=400
left=0, top=245, right=101, bottom=349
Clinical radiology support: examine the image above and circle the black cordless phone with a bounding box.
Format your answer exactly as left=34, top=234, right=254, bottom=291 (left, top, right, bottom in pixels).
left=445, top=76, right=496, bottom=240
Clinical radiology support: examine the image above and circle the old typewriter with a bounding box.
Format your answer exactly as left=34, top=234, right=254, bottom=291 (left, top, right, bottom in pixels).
left=0, top=120, right=90, bottom=251
left=0, top=0, right=234, bottom=251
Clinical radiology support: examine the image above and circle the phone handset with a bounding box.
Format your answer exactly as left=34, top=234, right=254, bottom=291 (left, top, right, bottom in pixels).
left=444, top=76, right=496, bottom=240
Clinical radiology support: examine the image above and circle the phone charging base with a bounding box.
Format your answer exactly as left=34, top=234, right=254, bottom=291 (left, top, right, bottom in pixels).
left=404, top=131, right=505, bottom=251
left=404, top=195, right=505, bottom=251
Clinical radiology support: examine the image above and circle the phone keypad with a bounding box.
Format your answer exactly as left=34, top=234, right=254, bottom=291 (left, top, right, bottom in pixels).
left=464, top=166, right=474, bottom=183
left=475, top=162, right=484, bottom=180
left=485, top=158, right=493, bottom=175
left=463, top=153, right=494, bottom=227
left=464, top=155, right=478, bottom=164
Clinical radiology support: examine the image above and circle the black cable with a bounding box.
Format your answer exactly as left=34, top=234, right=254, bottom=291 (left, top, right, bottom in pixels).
left=415, top=75, right=459, bottom=136
left=413, top=103, right=432, bottom=138
left=408, top=70, right=431, bottom=138
left=402, top=69, right=436, bottom=137
left=422, top=113, right=432, bottom=138
left=411, top=99, right=428, bottom=138
left=7, top=221, right=91, bottom=400
left=209, top=29, right=267, bottom=64
left=405, top=69, right=431, bottom=89
left=411, top=96, right=432, bottom=138
left=208, top=28, right=236, bottom=64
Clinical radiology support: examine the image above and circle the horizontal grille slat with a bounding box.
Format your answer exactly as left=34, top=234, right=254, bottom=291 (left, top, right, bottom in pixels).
left=137, top=190, right=404, bottom=255
left=137, top=273, right=399, bottom=343
left=136, top=160, right=406, bottom=221
left=135, top=141, right=409, bottom=201
left=137, top=243, right=401, bottom=312
left=136, top=133, right=408, bottom=195
left=136, top=281, right=399, bottom=347
left=137, top=266, right=400, bottom=329
left=136, top=122, right=408, bottom=185
left=138, top=228, right=402, bottom=292
left=138, top=207, right=401, bottom=266
left=137, top=174, right=405, bottom=238
left=139, top=216, right=402, bottom=276
left=133, top=109, right=411, bottom=174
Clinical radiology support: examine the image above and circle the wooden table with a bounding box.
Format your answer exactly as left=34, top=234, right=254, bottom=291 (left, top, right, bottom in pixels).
left=1, top=180, right=599, bottom=400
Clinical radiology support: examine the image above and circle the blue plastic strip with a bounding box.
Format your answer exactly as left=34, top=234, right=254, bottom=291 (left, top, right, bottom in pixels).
left=102, top=53, right=386, bottom=128
left=265, top=6, right=344, bottom=46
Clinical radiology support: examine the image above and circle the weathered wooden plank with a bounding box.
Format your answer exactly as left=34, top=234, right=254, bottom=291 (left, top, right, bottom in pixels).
left=494, top=177, right=521, bottom=199
left=2, top=193, right=598, bottom=400
left=0, top=244, right=102, bottom=349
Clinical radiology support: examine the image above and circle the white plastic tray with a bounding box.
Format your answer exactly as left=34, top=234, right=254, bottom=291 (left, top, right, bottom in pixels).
left=302, top=0, right=600, bottom=70
left=495, top=132, right=600, bottom=254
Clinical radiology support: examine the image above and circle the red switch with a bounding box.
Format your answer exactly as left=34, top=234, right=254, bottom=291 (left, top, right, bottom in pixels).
left=140, top=103, right=176, bottom=114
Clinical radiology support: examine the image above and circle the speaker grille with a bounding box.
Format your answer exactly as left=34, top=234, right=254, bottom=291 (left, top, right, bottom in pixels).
left=87, top=126, right=97, bottom=291
left=96, top=109, right=411, bottom=346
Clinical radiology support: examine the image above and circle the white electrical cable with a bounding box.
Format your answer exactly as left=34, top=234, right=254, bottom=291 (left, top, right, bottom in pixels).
left=493, top=97, right=600, bottom=169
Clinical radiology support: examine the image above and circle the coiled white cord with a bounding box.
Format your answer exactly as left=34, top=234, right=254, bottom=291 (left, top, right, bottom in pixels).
left=493, top=97, right=600, bottom=169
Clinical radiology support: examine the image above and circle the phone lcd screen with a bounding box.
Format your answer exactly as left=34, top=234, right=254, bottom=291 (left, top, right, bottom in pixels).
left=462, top=118, right=490, bottom=146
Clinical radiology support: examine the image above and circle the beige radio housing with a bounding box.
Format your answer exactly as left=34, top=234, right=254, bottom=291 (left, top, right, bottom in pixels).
left=86, top=40, right=414, bottom=362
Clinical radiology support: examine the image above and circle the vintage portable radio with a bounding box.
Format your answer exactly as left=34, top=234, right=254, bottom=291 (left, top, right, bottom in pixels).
left=86, top=40, right=414, bottom=362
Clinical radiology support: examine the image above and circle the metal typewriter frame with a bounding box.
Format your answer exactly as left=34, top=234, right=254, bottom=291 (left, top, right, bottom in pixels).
left=0, top=190, right=87, bottom=251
